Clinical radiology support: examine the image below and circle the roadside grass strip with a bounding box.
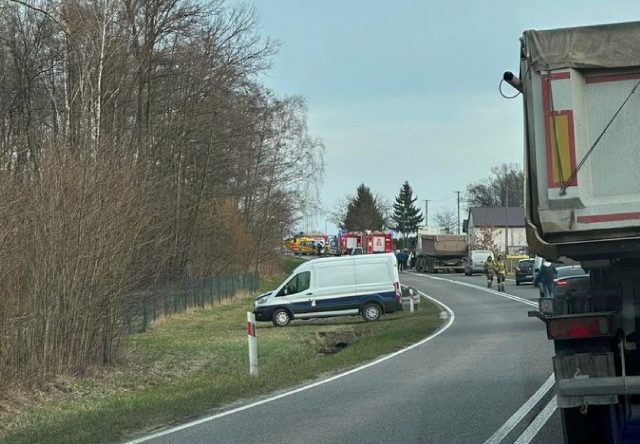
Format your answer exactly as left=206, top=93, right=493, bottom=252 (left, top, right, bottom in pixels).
left=0, top=273, right=444, bottom=444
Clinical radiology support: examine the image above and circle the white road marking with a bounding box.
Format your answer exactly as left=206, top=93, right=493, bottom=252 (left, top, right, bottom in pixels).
left=513, top=397, right=558, bottom=444
left=411, top=273, right=537, bottom=307
left=125, top=290, right=455, bottom=444
left=482, top=375, right=555, bottom=444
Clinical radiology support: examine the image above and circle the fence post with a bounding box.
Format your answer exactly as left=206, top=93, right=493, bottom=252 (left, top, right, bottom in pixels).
left=247, top=312, right=258, bottom=377
left=409, top=288, right=415, bottom=313
left=142, top=304, right=148, bottom=332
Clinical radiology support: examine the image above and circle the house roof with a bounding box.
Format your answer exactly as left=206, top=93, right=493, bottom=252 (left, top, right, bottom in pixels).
left=468, top=207, right=525, bottom=228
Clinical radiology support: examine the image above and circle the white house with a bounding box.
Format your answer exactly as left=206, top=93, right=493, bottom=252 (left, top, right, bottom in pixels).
left=464, top=207, right=527, bottom=255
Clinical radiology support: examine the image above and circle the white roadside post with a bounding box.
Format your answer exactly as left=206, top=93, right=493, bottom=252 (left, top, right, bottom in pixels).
left=409, top=288, right=415, bottom=313
left=247, top=312, right=258, bottom=377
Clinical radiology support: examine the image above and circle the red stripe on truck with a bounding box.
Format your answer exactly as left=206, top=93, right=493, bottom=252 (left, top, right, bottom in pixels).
left=586, top=72, right=640, bottom=84
left=577, top=212, right=640, bottom=224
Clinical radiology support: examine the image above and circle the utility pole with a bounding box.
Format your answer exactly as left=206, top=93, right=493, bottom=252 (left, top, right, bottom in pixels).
left=455, top=191, right=462, bottom=234
left=505, top=190, right=509, bottom=256
left=423, top=199, right=429, bottom=232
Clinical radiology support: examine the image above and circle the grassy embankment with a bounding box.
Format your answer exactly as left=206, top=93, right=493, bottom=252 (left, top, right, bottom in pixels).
left=0, top=256, right=443, bottom=444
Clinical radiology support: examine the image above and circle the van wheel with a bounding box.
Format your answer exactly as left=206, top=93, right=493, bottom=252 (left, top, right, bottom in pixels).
left=272, top=309, right=291, bottom=327
left=362, top=303, right=382, bottom=322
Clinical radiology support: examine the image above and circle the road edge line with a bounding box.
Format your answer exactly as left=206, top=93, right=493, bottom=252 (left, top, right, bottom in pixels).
left=410, top=272, right=537, bottom=307
left=124, top=291, right=455, bottom=443
left=483, top=374, right=555, bottom=444
left=513, top=396, right=558, bottom=444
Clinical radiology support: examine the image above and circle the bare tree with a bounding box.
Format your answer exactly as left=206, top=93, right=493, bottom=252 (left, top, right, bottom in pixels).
left=470, top=225, right=500, bottom=256
left=434, top=209, right=457, bottom=234
left=0, top=0, right=324, bottom=393
left=465, top=163, right=524, bottom=209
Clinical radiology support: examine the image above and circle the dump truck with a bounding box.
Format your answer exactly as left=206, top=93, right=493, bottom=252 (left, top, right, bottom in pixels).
left=415, top=234, right=467, bottom=273
left=504, top=21, right=640, bottom=444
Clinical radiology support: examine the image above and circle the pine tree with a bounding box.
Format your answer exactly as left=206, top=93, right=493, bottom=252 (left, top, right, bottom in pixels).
left=392, top=181, right=423, bottom=247
left=343, top=184, right=386, bottom=231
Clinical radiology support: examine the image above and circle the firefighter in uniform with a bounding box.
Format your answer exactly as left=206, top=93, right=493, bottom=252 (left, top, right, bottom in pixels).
left=495, top=254, right=507, bottom=292
left=484, top=256, right=495, bottom=288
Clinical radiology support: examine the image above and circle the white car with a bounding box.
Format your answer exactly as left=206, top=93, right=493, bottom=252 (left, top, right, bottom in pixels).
left=465, top=250, right=493, bottom=276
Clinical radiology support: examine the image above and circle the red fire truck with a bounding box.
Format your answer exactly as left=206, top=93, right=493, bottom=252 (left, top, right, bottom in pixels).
left=365, top=231, right=393, bottom=254
left=339, top=231, right=392, bottom=255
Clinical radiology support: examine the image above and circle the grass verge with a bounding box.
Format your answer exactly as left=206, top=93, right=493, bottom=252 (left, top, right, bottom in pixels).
left=0, top=259, right=443, bottom=444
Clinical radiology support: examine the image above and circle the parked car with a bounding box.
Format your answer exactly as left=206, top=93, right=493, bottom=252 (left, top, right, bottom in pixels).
left=538, top=265, right=590, bottom=298
left=515, top=258, right=535, bottom=285
left=464, top=249, right=493, bottom=276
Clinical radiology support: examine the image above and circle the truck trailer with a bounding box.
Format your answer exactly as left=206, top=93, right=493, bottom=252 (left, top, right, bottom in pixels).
left=505, top=21, right=640, bottom=444
left=415, top=234, right=467, bottom=273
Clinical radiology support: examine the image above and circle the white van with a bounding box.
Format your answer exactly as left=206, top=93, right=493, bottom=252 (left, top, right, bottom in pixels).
left=254, top=253, right=402, bottom=327
left=465, top=250, right=493, bottom=276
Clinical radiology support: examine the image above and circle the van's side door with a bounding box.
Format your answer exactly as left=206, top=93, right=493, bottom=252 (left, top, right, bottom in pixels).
left=273, top=271, right=313, bottom=315
left=312, top=260, right=357, bottom=313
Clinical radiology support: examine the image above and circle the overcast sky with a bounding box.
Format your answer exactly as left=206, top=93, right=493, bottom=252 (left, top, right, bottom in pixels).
left=254, top=1, right=639, bottom=233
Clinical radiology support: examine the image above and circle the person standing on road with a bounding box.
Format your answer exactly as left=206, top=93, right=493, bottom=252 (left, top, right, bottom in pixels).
left=484, top=256, right=495, bottom=288
left=495, top=254, right=507, bottom=292
left=534, top=260, right=558, bottom=298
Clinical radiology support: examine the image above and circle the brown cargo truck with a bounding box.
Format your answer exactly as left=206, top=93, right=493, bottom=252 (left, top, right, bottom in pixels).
left=415, top=234, right=468, bottom=273
left=504, top=21, right=640, bottom=444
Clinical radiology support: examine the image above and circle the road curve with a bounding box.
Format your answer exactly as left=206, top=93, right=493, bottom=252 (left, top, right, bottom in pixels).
left=127, top=272, right=559, bottom=444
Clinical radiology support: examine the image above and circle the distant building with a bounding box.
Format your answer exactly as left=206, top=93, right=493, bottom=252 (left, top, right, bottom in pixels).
left=465, top=207, right=527, bottom=255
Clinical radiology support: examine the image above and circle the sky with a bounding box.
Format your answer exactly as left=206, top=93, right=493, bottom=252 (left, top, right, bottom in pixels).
left=253, top=0, right=640, bottom=234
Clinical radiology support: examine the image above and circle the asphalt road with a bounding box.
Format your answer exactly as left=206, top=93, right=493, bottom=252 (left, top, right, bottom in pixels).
left=129, top=271, right=564, bottom=444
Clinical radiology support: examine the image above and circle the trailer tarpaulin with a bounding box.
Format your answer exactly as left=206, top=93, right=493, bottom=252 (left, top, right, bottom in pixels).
left=525, top=21, right=640, bottom=71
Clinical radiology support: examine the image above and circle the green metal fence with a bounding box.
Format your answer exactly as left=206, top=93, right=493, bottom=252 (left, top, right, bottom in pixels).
left=124, top=272, right=259, bottom=334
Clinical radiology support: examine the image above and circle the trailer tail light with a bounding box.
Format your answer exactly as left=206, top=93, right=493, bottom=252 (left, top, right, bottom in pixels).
left=394, top=282, right=401, bottom=302
left=546, top=314, right=613, bottom=340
